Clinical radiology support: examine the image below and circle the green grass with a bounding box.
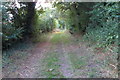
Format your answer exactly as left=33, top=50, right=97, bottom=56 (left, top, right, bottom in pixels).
left=2, top=51, right=29, bottom=67
left=60, top=33, right=71, bottom=44
left=69, top=53, right=87, bottom=69
left=50, top=33, right=62, bottom=44
left=88, top=68, right=97, bottom=78
left=42, top=52, right=63, bottom=78
left=32, top=33, right=50, bottom=43
left=70, top=53, right=98, bottom=78
left=50, top=32, right=71, bottom=45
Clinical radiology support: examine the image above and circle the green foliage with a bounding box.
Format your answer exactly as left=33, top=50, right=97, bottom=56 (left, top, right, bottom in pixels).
left=2, top=2, right=24, bottom=48
left=50, top=33, right=62, bottom=44
left=2, top=2, right=36, bottom=49
left=84, top=3, right=119, bottom=48
left=50, top=31, right=71, bottom=44
left=54, top=2, right=93, bottom=33
left=42, top=52, right=63, bottom=78
left=69, top=53, right=86, bottom=69
left=33, top=8, right=55, bottom=38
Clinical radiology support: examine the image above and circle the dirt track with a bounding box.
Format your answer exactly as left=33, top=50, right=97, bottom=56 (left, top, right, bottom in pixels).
left=2, top=31, right=118, bottom=78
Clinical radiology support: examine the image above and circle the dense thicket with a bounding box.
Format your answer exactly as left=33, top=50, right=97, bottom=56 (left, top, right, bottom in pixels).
left=2, top=2, right=36, bottom=49
left=2, top=2, right=24, bottom=48
left=84, top=3, right=119, bottom=48
left=33, top=8, right=55, bottom=38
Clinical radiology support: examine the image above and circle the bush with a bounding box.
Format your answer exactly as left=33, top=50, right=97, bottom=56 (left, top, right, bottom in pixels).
left=2, top=2, right=24, bottom=49
left=84, top=3, right=119, bottom=48
left=33, top=8, right=55, bottom=37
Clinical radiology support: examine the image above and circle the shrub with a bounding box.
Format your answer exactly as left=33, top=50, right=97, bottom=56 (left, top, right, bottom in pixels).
left=2, top=2, right=24, bottom=49
left=84, top=3, right=119, bottom=48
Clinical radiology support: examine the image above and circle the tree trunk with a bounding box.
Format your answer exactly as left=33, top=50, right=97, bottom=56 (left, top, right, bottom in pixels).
left=26, top=2, right=36, bottom=35
left=70, top=3, right=79, bottom=32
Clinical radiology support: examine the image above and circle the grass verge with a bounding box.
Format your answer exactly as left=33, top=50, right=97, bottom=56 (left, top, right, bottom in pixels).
left=50, top=32, right=71, bottom=45
left=68, top=53, right=87, bottom=69
left=32, top=33, right=51, bottom=43
left=42, top=52, right=63, bottom=78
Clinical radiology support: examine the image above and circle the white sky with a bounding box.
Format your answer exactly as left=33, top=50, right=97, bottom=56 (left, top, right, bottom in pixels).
left=15, top=0, right=53, bottom=9
left=35, top=0, right=53, bottom=9
left=15, top=0, right=20, bottom=8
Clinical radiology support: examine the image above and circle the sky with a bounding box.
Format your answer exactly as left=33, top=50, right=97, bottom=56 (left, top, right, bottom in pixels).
left=35, top=0, right=53, bottom=9
left=15, top=0, right=53, bottom=9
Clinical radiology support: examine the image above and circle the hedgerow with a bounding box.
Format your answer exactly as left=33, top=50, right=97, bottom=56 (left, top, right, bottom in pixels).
left=84, top=3, right=119, bottom=48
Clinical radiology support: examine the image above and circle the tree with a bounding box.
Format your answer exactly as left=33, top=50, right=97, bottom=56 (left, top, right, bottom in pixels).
left=2, top=2, right=24, bottom=49
left=84, top=2, right=119, bottom=47
left=26, top=2, right=36, bottom=35
left=2, top=1, right=37, bottom=49
left=54, top=2, right=94, bottom=33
